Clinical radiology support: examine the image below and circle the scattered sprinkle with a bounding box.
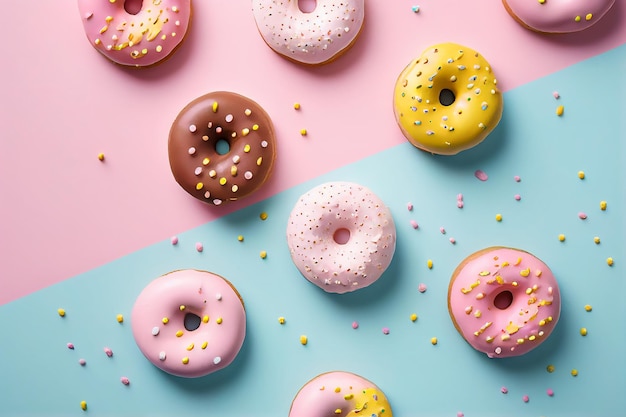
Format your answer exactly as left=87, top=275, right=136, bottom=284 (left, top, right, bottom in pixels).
left=440, top=227, right=446, bottom=234
left=514, top=194, right=521, bottom=201
left=418, top=283, right=427, bottom=293
left=547, top=364, right=555, bottom=373
left=546, top=388, right=554, bottom=397
left=556, top=105, right=564, bottom=116
left=300, top=335, right=308, bottom=345
left=431, top=337, right=438, bottom=345
left=259, top=212, right=268, bottom=221
left=407, top=202, right=413, bottom=211
left=580, top=327, right=588, bottom=336
left=120, top=376, right=130, bottom=386
left=67, top=343, right=75, bottom=349
left=578, top=212, right=588, bottom=220
left=571, top=369, right=578, bottom=377
left=116, top=314, right=124, bottom=323
left=449, top=237, right=456, bottom=244
left=410, top=313, right=418, bottom=322
left=97, top=153, right=105, bottom=161
left=607, top=257, right=614, bottom=266
left=514, top=175, right=521, bottom=182
left=457, top=193, right=464, bottom=208
left=104, top=347, right=113, bottom=357
left=79, top=358, right=86, bottom=366
left=600, top=200, right=607, bottom=210
left=293, top=102, right=301, bottom=110
left=352, top=321, right=359, bottom=329
left=427, top=259, right=433, bottom=269
left=260, top=250, right=267, bottom=259
left=552, top=91, right=560, bottom=99
left=80, top=401, right=87, bottom=411
left=411, top=5, right=420, bottom=13
left=594, top=236, right=601, bottom=244
left=58, top=308, right=66, bottom=317
left=278, top=317, right=285, bottom=324
left=195, top=242, right=203, bottom=252
left=501, top=386, right=508, bottom=394
left=495, top=213, right=503, bottom=222
left=584, top=304, right=592, bottom=312
left=410, top=220, right=419, bottom=229
left=300, top=128, right=307, bottom=136
left=382, top=327, right=390, bottom=335
left=578, top=171, right=585, bottom=179
left=522, top=395, right=529, bottom=403
left=474, top=169, right=488, bottom=181
left=170, top=236, right=178, bottom=245
left=237, top=235, right=244, bottom=242
left=558, top=234, right=566, bottom=242
left=456, top=413, right=464, bottom=417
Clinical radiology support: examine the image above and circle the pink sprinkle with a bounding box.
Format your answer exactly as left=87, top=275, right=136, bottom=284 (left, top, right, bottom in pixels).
left=410, top=220, right=419, bottom=229
left=457, top=193, right=463, bottom=200
left=501, top=386, right=508, bottom=394
left=457, top=413, right=464, bottom=417
left=104, top=347, right=113, bottom=357
left=514, top=175, right=521, bottom=182
left=553, top=91, right=560, bottom=99
left=382, top=327, right=390, bottom=335
left=514, top=194, right=521, bottom=201
left=407, top=202, right=413, bottom=211
left=352, top=321, right=359, bottom=329
left=440, top=227, right=446, bottom=234
left=418, top=283, right=427, bottom=293
left=67, top=343, right=75, bottom=350
left=522, top=395, right=529, bottom=403
left=457, top=201, right=464, bottom=208
left=546, top=388, right=554, bottom=397
left=120, top=376, right=130, bottom=386
left=578, top=212, right=588, bottom=220
left=449, top=237, right=456, bottom=244
left=79, top=358, right=86, bottom=366
left=170, top=236, right=178, bottom=245
left=195, top=242, right=203, bottom=252
left=474, top=169, right=488, bottom=181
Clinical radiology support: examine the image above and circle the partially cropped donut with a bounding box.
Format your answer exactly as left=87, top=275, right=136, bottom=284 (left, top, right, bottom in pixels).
left=77, top=0, right=191, bottom=67
left=251, top=0, right=365, bottom=65
left=286, top=182, right=396, bottom=294
left=448, top=247, right=561, bottom=358
left=394, top=42, right=503, bottom=155
left=168, top=91, right=276, bottom=206
left=131, top=269, right=246, bottom=377
left=503, top=0, right=615, bottom=33
left=289, top=371, right=393, bottom=417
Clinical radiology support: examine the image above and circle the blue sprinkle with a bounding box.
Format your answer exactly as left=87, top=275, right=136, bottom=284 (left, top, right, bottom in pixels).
left=412, top=5, right=420, bottom=12
left=414, top=121, right=422, bottom=125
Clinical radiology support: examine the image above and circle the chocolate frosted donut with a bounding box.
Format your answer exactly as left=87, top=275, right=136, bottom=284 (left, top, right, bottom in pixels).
left=168, top=92, right=276, bottom=206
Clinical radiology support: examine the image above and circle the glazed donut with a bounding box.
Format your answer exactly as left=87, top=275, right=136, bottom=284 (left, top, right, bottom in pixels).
left=448, top=247, right=561, bottom=358
left=251, top=0, right=365, bottom=65
left=131, top=269, right=246, bottom=377
left=289, top=371, right=393, bottom=417
left=503, top=0, right=615, bottom=33
left=168, top=91, right=276, bottom=206
left=77, top=0, right=191, bottom=67
left=393, top=43, right=503, bottom=155
left=286, top=182, right=396, bottom=294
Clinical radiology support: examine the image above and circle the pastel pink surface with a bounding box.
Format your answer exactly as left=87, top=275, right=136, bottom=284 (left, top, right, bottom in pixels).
left=1, top=0, right=625, bottom=304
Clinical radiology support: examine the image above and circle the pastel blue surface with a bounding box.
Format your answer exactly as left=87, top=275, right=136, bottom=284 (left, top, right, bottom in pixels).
left=1, top=45, right=624, bottom=417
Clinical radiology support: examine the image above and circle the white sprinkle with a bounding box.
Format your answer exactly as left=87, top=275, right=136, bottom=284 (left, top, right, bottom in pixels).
left=495, top=347, right=502, bottom=355
left=188, top=147, right=196, bottom=155
left=232, top=155, right=240, bottom=164
left=152, top=327, right=160, bottom=336
left=261, top=140, right=268, bottom=148
left=194, top=167, right=202, bottom=176
left=207, top=122, right=213, bottom=128
left=213, top=356, right=222, bottom=365
left=213, top=199, right=222, bottom=205
left=244, top=171, right=253, bottom=180
left=189, top=124, right=197, bottom=133
left=175, top=20, right=180, bottom=26
left=244, top=109, right=252, bottom=116
left=216, top=127, right=222, bottom=134
left=225, top=114, right=234, bottom=123
left=85, top=12, right=93, bottom=19
left=159, top=351, right=166, bottom=361
left=216, top=293, right=222, bottom=300
left=204, top=191, right=211, bottom=199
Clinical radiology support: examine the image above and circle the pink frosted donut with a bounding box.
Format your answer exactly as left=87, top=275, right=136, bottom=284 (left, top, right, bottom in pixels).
left=251, top=0, right=365, bottom=65
left=77, top=0, right=191, bottom=67
left=503, top=0, right=615, bottom=33
left=131, top=270, right=246, bottom=377
left=289, top=371, right=393, bottom=417
left=448, top=247, right=561, bottom=358
left=286, top=182, right=396, bottom=294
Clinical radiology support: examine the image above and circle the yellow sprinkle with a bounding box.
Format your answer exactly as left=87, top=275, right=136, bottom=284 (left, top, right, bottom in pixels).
left=175, top=330, right=183, bottom=337
left=260, top=212, right=268, bottom=221
left=212, top=101, right=218, bottom=112
left=141, top=48, right=148, bottom=55
left=600, top=200, right=607, bottom=210
left=520, top=268, right=530, bottom=277
left=202, top=315, right=209, bottom=323
left=256, top=157, right=263, bottom=166
left=410, top=313, right=418, bottom=322
left=574, top=15, right=581, bottom=22
left=179, top=305, right=186, bottom=311
left=585, top=13, right=593, bottom=21
left=186, top=343, right=195, bottom=351
left=116, top=314, right=124, bottom=323
left=97, top=153, right=105, bottom=161
left=300, top=335, right=308, bottom=345
left=202, top=157, right=210, bottom=166
left=80, top=401, right=87, bottom=411
left=431, top=337, right=438, bottom=345
left=546, top=364, right=555, bottom=373
left=156, top=45, right=163, bottom=53
left=580, top=327, right=587, bottom=336
left=584, top=304, right=592, bottom=312
left=607, top=257, right=614, bottom=266
left=182, top=357, right=189, bottom=364
left=334, top=409, right=342, bottom=415
left=231, top=165, right=238, bottom=176
left=495, top=213, right=503, bottom=222
left=538, top=0, right=545, bottom=3
left=344, top=394, right=354, bottom=400
left=556, top=105, right=564, bottom=116
left=300, top=128, right=307, bottom=136
left=260, top=250, right=267, bottom=259
left=334, top=387, right=341, bottom=393
left=219, top=177, right=227, bottom=186
left=278, top=316, right=286, bottom=324
left=201, top=341, right=208, bottom=349
left=162, top=317, right=169, bottom=324
left=594, top=236, right=601, bottom=244
left=293, top=102, right=301, bottom=110
left=209, top=170, right=217, bottom=178
left=558, top=234, right=566, bottom=242
left=57, top=308, right=66, bottom=317
left=216, top=317, right=223, bottom=324
left=244, top=109, right=252, bottom=116
left=427, top=259, right=433, bottom=269
left=195, top=182, right=203, bottom=190
left=578, top=170, right=585, bottom=179
left=243, top=144, right=251, bottom=153
left=237, top=235, right=244, bottom=242
left=252, top=124, right=259, bottom=131
left=571, top=369, right=578, bottom=377
left=242, top=128, right=250, bottom=136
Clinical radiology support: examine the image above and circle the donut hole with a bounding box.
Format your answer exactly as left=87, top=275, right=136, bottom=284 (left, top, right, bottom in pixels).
left=124, top=0, right=143, bottom=15
left=183, top=313, right=202, bottom=331
left=493, top=290, right=514, bottom=310
left=215, top=139, right=231, bottom=155
left=298, top=0, right=317, bottom=13
left=439, top=88, right=456, bottom=106
left=333, top=228, right=351, bottom=245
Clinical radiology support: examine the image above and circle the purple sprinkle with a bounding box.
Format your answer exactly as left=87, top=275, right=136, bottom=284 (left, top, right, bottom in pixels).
left=474, top=169, right=488, bottom=181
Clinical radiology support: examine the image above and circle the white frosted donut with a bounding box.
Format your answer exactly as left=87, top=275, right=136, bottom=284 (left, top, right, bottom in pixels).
left=286, top=182, right=396, bottom=293
left=251, top=0, right=365, bottom=65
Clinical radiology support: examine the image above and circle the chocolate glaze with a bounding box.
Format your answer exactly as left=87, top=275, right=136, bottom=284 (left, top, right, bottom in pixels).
left=168, top=92, right=276, bottom=205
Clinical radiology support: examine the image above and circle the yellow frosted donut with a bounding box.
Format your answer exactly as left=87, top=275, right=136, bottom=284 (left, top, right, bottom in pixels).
left=393, top=43, right=503, bottom=155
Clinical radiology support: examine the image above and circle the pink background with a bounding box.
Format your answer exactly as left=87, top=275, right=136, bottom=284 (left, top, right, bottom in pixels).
left=1, top=0, right=624, bottom=305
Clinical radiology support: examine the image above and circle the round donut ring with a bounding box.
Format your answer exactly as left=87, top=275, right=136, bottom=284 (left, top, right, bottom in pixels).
left=131, top=269, right=246, bottom=377
left=448, top=247, right=561, bottom=358
left=286, top=182, right=396, bottom=294
left=393, top=42, right=503, bottom=155
left=168, top=91, right=277, bottom=206
left=77, top=0, right=192, bottom=67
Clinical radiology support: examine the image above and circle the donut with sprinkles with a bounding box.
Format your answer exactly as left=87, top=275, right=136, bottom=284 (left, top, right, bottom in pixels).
left=168, top=91, right=276, bottom=206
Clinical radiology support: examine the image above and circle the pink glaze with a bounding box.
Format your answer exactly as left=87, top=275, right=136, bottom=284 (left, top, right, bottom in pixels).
left=289, top=371, right=393, bottom=417
left=77, top=0, right=191, bottom=67
left=503, top=0, right=615, bottom=33
left=448, top=247, right=561, bottom=358
left=251, top=0, right=365, bottom=65
left=131, top=270, right=246, bottom=378
left=286, top=182, right=396, bottom=294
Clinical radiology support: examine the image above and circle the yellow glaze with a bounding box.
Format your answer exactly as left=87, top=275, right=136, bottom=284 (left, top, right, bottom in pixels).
left=393, top=43, right=503, bottom=155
